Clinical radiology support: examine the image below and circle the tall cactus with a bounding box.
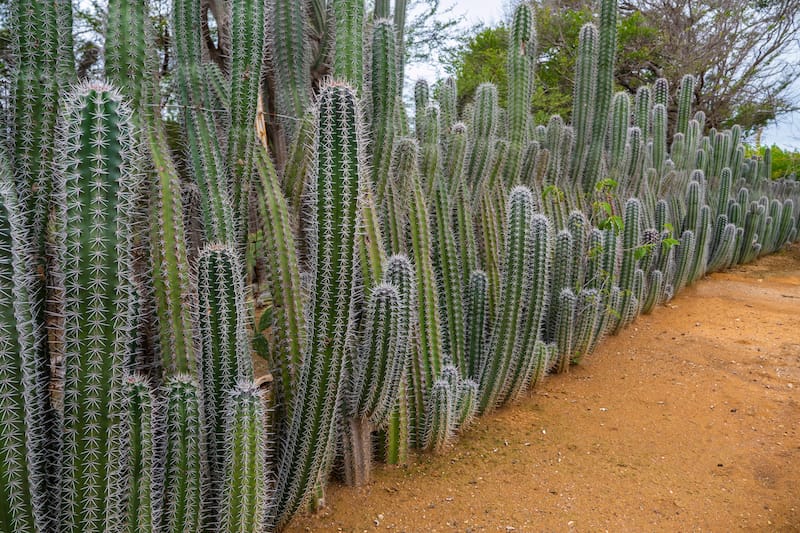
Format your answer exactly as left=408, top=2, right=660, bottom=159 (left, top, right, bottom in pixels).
left=371, top=19, right=400, bottom=198
left=271, top=0, right=311, bottom=141
left=269, top=82, right=365, bottom=527
left=55, top=82, right=139, bottom=533
left=0, top=167, right=52, bottom=532
left=479, top=186, right=534, bottom=413
left=506, top=2, right=536, bottom=182
left=570, top=24, right=598, bottom=184
left=332, top=0, right=365, bottom=90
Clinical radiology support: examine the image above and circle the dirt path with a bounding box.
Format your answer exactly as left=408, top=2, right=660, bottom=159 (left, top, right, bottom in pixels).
left=285, top=245, right=800, bottom=533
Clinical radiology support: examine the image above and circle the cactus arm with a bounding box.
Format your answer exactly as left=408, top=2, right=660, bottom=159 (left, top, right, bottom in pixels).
left=124, top=376, right=155, bottom=533
left=370, top=19, right=399, bottom=199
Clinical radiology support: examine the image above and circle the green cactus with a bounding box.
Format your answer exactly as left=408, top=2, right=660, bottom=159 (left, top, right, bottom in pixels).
left=161, top=375, right=204, bottom=533
left=220, top=382, right=268, bottom=533
left=467, top=83, right=500, bottom=189
left=652, top=103, right=668, bottom=176
left=423, top=380, right=454, bottom=453
left=196, top=244, right=254, bottom=527
left=465, top=270, right=489, bottom=381
left=227, top=0, right=267, bottom=250
left=431, top=178, right=466, bottom=374
left=56, top=82, right=139, bottom=533
left=609, top=92, right=631, bottom=177
left=0, top=167, right=52, bottom=532
left=570, top=23, right=598, bottom=185
left=253, top=146, right=305, bottom=414
left=677, top=75, right=695, bottom=138
left=172, top=0, right=235, bottom=242
left=613, top=198, right=641, bottom=335
left=506, top=2, right=537, bottom=182
left=641, top=269, right=663, bottom=314
left=437, top=77, right=459, bottom=134
left=371, top=19, right=400, bottom=198
left=572, top=289, right=601, bottom=364
left=552, top=289, right=577, bottom=374
left=124, top=376, right=155, bottom=533
left=414, top=79, right=430, bottom=143
left=479, top=186, right=534, bottom=413
left=332, top=0, right=365, bottom=89
left=271, top=0, right=311, bottom=141
left=634, top=85, right=651, bottom=136
left=270, top=82, right=365, bottom=527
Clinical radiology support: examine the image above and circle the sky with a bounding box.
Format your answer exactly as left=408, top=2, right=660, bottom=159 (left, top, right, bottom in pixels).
left=408, top=0, right=800, bottom=149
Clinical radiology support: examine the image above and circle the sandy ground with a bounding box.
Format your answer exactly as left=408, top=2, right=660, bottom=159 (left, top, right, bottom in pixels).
left=283, top=244, right=800, bottom=533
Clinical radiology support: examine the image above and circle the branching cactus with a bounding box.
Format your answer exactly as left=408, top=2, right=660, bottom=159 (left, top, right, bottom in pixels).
left=196, top=244, right=253, bottom=527
left=55, top=82, right=140, bottom=533
left=269, top=82, right=365, bottom=527
left=220, top=382, right=268, bottom=533
left=0, top=168, right=52, bottom=532
left=161, top=375, right=204, bottom=533
left=124, top=375, right=155, bottom=533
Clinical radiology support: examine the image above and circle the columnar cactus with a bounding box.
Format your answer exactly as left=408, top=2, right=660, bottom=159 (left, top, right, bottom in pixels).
left=467, top=83, right=500, bottom=189
left=124, top=376, right=155, bottom=533
left=55, top=82, right=139, bottom=533
left=570, top=24, right=598, bottom=185
left=270, top=0, right=311, bottom=141
left=196, top=244, right=253, bottom=526
left=172, top=0, right=235, bottom=242
left=423, top=380, right=454, bottom=453
left=220, top=382, right=267, bottom=533
left=371, top=19, right=400, bottom=198
left=161, top=376, right=204, bottom=533
left=269, top=82, right=365, bottom=527
left=0, top=167, right=52, bottom=532
left=506, top=2, right=537, bottom=182
left=332, top=0, right=365, bottom=89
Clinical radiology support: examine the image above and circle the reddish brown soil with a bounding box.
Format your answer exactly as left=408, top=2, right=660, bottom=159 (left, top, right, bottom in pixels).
left=284, top=244, right=800, bottom=533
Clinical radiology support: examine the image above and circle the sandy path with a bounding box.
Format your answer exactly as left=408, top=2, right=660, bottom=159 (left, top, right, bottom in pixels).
left=285, top=245, right=800, bottom=533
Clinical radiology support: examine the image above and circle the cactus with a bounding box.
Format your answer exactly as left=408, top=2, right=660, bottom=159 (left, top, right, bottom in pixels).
left=431, top=178, right=466, bottom=373
left=479, top=187, right=535, bottom=413
left=613, top=198, right=641, bottom=335
left=572, top=289, right=602, bottom=364
left=552, top=289, right=577, bottom=374
left=227, top=0, right=267, bottom=250
left=55, top=82, right=139, bottom=533
left=161, top=376, right=204, bottom=533
left=332, top=0, right=365, bottom=89
left=465, top=270, right=490, bottom=380
left=437, top=77, right=459, bottom=134
left=609, top=92, right=631, bottom=177
left=407, top=166, right=445, bottom=438
left=220, top=382, right=267, bottom=533
left=422, top=380, right=454, bottom=453
left=455, top=379, right=479, bottom=429
left=467, top=83, right=499, bottom=189
left=570, top=23, right=598, bottom=185
left=677, top=75, right=695, bottom=138
left=0, top=167, right=52, bottom=532
left=253, top=146, right=305, bottom=414
left=371, top=19, right=400, bottom=198
left=271, top=0, right=311, bottom=141
left=506, top=2, right=537, bottom=182
left=172, top=0, right=235, bottom=242
left=269, top=82, right=365, bottom=527
left=196, top=244, right=253, bottom=526
left=124, top=376, right=155, bottom=533
left=414, top=79, right=430, bottom=143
